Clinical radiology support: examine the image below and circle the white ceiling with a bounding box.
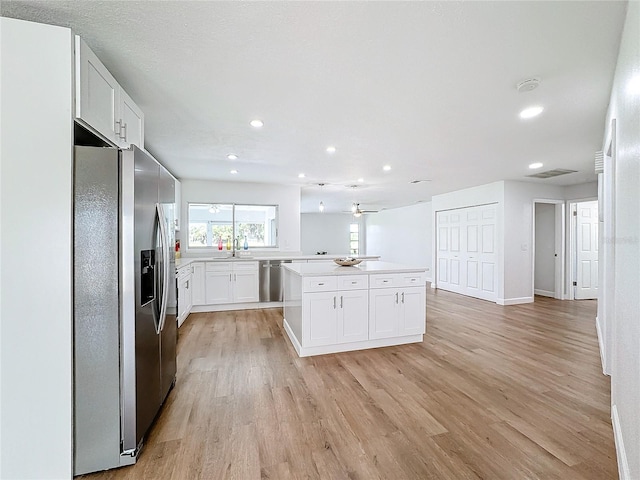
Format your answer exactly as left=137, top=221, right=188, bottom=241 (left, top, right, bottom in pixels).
left=1, top=1, right=627, bottom=213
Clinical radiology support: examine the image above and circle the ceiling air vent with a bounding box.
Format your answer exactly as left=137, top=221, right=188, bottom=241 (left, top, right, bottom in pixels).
left=526, top=168, right=577, bottom=179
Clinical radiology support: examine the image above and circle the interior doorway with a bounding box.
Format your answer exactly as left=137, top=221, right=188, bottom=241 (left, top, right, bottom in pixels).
left=571, top=200, right=599, bottom=300
left=533, top=201, right=564, bottom=300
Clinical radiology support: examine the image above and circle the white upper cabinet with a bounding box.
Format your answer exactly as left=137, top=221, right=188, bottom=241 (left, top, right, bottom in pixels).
left=119, top=88, right=144, bottom=148
left=75, top=36, right=144, bottom=149
left=75, top=36, right=120, bottom=142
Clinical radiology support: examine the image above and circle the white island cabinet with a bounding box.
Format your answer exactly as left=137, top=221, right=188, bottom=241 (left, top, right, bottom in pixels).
left=283, top=261, right=427, bottom=357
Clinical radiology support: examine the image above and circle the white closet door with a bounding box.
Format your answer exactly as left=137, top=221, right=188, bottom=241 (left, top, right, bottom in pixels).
left=575, top=201, right=599, bottom=300
left=436, top=204, right=498, bottom=302
left=436, top=211, right=464, bottom=294
left=478, top=206, right=497, bottom=301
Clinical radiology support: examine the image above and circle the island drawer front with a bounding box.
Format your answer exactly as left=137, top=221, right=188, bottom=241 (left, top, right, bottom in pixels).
left=337, top=275, right=369, bottom=290
left=369, top=274, right=401, bottom=288
left=303, top=276, right=338, bottom=292
left=206, top=262, right=232, bottom=272
left=399, top=273, right=426, bottom=287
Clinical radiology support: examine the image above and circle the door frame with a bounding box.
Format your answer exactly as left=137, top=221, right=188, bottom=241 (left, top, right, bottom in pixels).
left=600, top=118, right=616, bottom=376
left=568, top=198, right=598, bottom=300
left=531, top=199, right=565, bottom=300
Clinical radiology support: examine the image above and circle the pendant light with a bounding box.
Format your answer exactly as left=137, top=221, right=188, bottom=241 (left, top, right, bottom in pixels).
left=318, top=184, right=325, bottom=213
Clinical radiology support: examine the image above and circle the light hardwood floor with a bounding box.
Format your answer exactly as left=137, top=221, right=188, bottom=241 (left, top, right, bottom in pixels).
left=81, top=288, right=617, bottom=479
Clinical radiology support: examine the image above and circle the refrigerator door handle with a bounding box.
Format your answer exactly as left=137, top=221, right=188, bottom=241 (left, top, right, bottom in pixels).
left=156, top=203, right=170, bottom=333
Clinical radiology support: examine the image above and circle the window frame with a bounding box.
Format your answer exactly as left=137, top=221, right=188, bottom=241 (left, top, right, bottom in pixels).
left=349, top=222, right=360, bottom=256
left=186, top=202, right=279, bottom=252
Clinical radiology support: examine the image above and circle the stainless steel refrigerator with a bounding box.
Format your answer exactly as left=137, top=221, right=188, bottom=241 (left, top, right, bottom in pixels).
left=74, top=145, right=177, bottom=475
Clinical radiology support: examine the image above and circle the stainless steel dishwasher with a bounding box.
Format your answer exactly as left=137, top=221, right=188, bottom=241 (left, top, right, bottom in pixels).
left=259, top=259, right=292, bottom=302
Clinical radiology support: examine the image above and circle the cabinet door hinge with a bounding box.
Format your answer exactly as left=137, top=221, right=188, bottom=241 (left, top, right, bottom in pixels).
left=573, top=281, right=577, bottom=286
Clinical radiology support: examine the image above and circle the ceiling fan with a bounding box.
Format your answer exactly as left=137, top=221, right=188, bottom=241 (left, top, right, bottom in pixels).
left=343, top=203, right=378, bottom=217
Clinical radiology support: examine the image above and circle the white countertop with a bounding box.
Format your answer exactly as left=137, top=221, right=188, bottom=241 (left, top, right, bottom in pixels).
left=282, top=260, right=427, bottom=276
left=175, top=254, right=380, bottom=270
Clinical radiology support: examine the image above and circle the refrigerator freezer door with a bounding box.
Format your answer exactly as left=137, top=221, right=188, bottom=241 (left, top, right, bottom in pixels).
left=73, top=146, right=122, bottom=475
left=129, top=147, right=163, bottom=451
left=158, top=165, right=177, bottom=402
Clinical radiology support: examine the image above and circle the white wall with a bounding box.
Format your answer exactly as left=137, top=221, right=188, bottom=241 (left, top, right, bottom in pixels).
left=301, top=213, right=362, bottom=255
left=430, top=180, right=598, bottom=304
left=1, top=18, right=73, bottom=479
left=534, top=203, right=556, bottom=295
left=601, top=2, right=640, bottom=478
left=502, top=181, right=565, bottom=302
left=564, top=181, right=598, bottom=200
left=179, top=180, right=301, bottom=255
left=364, top=203, right=432, bottom=277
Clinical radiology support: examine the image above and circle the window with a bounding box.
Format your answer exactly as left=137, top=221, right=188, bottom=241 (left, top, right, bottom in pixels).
left=188, top=203, right=278, bottom=249
left=349, top=223, right=359, bottom=255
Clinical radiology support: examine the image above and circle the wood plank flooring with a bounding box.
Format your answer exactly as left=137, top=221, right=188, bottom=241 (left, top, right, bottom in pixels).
left=80, top=289, right=617, bottom=479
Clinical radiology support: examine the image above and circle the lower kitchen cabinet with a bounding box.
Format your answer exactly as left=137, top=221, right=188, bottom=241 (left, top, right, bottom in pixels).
left=177, top=266, right=193, bottom=327
left=205, top=270, right=233, bottom=304
left=204, top=261, right=258, bottom=305
left=284, top=266, right=427, bottom=357
left=303, top=289, right=369, bottom=347
left=301, top=274, right=369, bottom=347
left=191, top=262, right=205, bottom=305
left=369, top=286, right=425, bottom=339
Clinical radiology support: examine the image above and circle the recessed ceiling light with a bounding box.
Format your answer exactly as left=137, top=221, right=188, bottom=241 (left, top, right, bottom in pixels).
left=383, top=165, right=391, bottom=171
left=298, top=173, right=305, bottom=178
left=519, top=106, right=544, bottom=119
left=250, top=119, right=264, bottom=128
left=326, top=146, right=336, bottom=154
left=230, top=169, right=238, bottom=174
left=227, top=154, right=238, bottom=160
left=357, top=178, right=364, bottom=183
left=529, top=162, right=543, bottom=169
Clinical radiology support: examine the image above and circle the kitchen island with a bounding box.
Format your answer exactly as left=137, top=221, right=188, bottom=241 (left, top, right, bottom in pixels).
left=283, top=261, right=427, bottom=357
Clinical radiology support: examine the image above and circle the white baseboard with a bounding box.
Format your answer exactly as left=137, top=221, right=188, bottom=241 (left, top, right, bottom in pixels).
left=595, top=316, right=610, bottom=376
left=612, top=404, right=631, bottom=480
left=534, top=289, right=555, bottom=298
left=497, top=296, right=534, bottom=306
left=191, top=301, right=282, bottom=313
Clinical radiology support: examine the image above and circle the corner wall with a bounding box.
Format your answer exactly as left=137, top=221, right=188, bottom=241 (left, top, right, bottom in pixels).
left=601, top=2, right=640, bottom=478
left=502, top=180, right=565, bottom=302
left=301, top=213, right=363, bottom=255
left=364, top=202, right=432, bottom=277
left=1, top=18, right=74, bottom=479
